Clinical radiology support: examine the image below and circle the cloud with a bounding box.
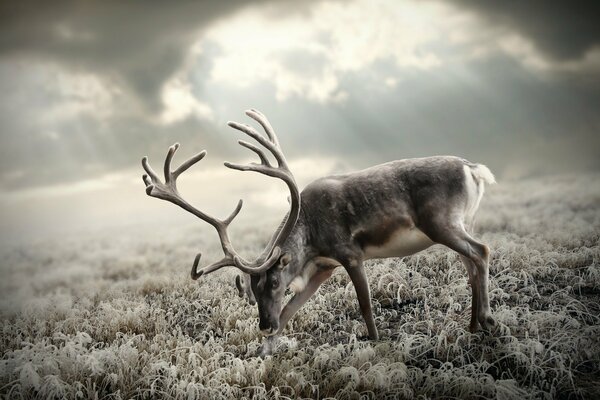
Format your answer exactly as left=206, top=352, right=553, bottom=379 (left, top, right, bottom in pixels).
left=0, top=0, right=334, bottom=191
left=0, top=0, right=598, bottom=203
left=446, top=1, right=600, bottom=62
left=0, top=1, right=259, bottom=111
left=496, top=34, right=600, bottom=77
left=203, top=0, right=600, bottom=107
left=0, top=60, right=220, bottom=191
left=205, top=0, right=450, bottom=103
left=158, top=76, right=214, bottom=125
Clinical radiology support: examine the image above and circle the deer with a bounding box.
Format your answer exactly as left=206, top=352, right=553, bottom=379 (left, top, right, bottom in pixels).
left=141, top=109, right=496, bottom=357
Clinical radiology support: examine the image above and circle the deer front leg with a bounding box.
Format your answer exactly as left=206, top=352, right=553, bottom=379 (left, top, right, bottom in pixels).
left=346, top=261, right=379, bottom=340
left=258, top=264, right=336, bottom=358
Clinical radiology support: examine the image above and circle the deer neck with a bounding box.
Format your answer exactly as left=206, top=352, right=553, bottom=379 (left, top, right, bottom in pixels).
left=280, top=217, right=314, bottom=287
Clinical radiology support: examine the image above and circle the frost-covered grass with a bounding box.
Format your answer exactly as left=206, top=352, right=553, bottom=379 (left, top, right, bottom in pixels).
left=1, top=174, right=599, bottom=399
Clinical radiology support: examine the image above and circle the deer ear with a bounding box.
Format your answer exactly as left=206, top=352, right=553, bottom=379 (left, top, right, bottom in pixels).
left=235, top=275, right=244, bottom=297
left=279, top=253, right=292, bottom=269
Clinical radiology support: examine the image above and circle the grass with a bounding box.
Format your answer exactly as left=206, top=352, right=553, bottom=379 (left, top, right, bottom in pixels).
left=1, top=173, right=599, bottom=399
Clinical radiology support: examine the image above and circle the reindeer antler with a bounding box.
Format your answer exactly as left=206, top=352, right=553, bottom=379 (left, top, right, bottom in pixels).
left=141, top=109, right=299, bottom=279
left=224, top=109, right=301, bottom=267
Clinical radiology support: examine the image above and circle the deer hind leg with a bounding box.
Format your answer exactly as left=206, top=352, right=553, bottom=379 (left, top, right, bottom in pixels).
left=459, top=255, right=480, bottom=332
left=454, top=234, right=494, bottom=330
left=345, top=260, right=379, bottom=340
left=422, top=222, right=495, bottom=331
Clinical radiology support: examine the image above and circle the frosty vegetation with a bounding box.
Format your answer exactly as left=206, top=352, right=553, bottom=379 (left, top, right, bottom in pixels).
left=1, top=173, right=599, bottom=399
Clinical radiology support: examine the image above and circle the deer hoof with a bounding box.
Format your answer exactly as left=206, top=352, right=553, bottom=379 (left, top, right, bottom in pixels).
left=258, top=344, right=273, bottom=358
left=257, top=336, right=278, bottom=358
left=469, top=320, right=479, bottom=333
left=479, top=314, right=496, bottom=331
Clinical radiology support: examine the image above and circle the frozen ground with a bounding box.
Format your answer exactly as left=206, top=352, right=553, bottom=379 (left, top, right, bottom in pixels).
left=1, top=174, right=599, bottom=399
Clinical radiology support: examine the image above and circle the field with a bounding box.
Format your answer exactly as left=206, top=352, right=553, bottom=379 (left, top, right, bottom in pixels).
left=1, top=174, right=599, bottom=399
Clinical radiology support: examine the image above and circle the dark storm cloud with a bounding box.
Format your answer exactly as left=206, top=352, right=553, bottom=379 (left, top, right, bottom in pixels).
left=447, top=0, right=600, bottom=61
left=0, top=0, right=271, bottom=111
left=0, top=57, right=227, bottom=190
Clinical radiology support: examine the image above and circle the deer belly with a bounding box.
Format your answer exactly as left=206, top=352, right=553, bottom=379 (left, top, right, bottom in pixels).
left=362, top=227, right=434, bottom=259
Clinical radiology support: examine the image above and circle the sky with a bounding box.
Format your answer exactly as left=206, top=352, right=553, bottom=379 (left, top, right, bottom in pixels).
left=0, top=0, right=599, bottom=242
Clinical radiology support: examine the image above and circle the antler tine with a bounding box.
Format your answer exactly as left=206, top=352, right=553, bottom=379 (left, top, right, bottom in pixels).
left=173, top=150, right=207, bottom=179
left=164, top=143, right=179, bottom=183
left=233, top=246, right=282, bottom=272
left=142, top=173, right=152, bottom=193
left=227, top=121, right=286, bottom=168
left=190, top=246, right=282, bottom=280
left=223, top=161, right=289, bottom=180
left=223, top=199, right=243, bottom=225
left=246, top=109, right=280, bottom=148
left=142, top=156, right=160, bottom=184
left=191, top=253, right=233, bottom=280
left=238, top=140, right=271, bottom=167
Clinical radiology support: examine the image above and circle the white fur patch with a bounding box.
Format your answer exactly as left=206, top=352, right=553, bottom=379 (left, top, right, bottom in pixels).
left=289, top=276, right=306, bottom=293
left=471, top=164, right=496, bottom=185
left=463, top=165, right=481, bottom=223
left=288, top=261, right=318, bottom=293
left=463, top=163, right=495, bottom=224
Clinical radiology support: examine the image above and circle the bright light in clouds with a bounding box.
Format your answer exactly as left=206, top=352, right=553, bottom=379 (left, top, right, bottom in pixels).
left=158, top=42, right=214, bottom=125
left=159, top=77, right=213, bottom=124
left=200, top=0, right=596, bottom=104
left=204, top=0, right=455, bottom=103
